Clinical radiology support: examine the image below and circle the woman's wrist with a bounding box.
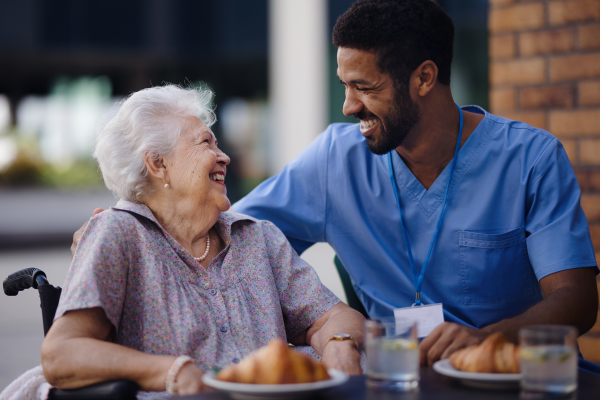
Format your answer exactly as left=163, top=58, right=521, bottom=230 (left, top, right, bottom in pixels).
left=323, top=334, right=359, bottom=352
left=166, top=356, right=195, bottom=395
left=321, top=340, right=363, bottom=376
left=323, top=338, right=359, bottom=351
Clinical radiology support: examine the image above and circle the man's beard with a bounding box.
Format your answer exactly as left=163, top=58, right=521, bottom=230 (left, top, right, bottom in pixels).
left=357, top=84, right=421, bottom=155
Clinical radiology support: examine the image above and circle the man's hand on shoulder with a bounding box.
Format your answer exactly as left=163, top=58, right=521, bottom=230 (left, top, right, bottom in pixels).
left=419, top=322, right=488, bottom=367
left=71, top=208, right=105, bottom=257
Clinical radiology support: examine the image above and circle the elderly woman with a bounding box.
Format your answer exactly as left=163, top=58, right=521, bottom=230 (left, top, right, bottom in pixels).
left=41, top=85, right=364, bottom=395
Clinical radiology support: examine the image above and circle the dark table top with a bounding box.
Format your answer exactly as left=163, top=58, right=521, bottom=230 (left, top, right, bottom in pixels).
left=181, top=367, right=600, bottom=400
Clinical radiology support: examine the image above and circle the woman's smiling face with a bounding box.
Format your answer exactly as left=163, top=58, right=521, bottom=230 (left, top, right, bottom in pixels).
left=165, top=115, right=231, bottom=214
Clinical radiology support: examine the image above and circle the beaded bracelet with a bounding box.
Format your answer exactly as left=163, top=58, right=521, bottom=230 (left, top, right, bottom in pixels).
left=165, top=355, right=195, bottom=396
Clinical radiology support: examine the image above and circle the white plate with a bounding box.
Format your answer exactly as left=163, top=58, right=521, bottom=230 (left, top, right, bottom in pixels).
left=202, top=369, right=349, bottom=399
left=433, top=359, right=522, bottom=390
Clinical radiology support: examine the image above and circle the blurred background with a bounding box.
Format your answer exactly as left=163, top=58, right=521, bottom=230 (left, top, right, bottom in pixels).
left=0, top=0, right=504, bottom=389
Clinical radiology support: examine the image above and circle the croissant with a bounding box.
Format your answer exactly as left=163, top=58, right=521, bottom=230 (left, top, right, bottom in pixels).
left=216, top=338, right=330, bottom=384
left=449, top=332, right=520, bottom=373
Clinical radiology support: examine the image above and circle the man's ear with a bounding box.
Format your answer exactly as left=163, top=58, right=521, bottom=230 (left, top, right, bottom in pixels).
left=412, top=60, right=439, bottom=97
left=144, top=152, right=167, bottom=183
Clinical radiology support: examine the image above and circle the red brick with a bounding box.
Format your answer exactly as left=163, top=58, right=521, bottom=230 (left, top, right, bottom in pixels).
left=519, top=29, right=575, bottom=56
left=550, top=53, right=600, bottom=82
left=490, top=88, right=516, bottom=111
left=490, top=58, right=546, bottom=85
left=497, top=111, right=547, bottom=130
left=587, top=310, right=600, bottom=333
left=520, top=85, right=574, bottom=109
left=589, top=223, right=600, bottom=250
left=549, top=0, right=600, bottom=26
left=489, top=3, right=545, bottom=33
left=579, top=81, right=600, bottom=106
left=489, top=0, right=516, bottom=6
left=490, top=34, right=516, bottom=59
left=579, top=24, right=600, bottom=50
left=579, top=334, right=600, bottom=364
left=581, top=139, right=600, bottom=166
left=549, top=109, right=600, bottom=136
left=581, top=194, right=600, bottom=221
left=562, top=139, right=578, bottom=164
left=575, top=167, right=600, bottom=192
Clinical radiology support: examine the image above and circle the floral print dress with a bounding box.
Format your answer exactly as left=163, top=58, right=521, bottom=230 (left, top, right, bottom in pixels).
left=55, top=200, right=340, bottom=371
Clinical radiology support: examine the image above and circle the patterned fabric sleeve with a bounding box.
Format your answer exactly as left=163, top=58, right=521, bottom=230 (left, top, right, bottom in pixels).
left=261, top=220, right=340, bottom=340
left=54, top=209, right=135, bottom=333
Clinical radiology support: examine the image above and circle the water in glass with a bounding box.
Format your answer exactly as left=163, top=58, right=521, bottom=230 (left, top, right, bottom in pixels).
left=520, top=345, right=577, bottom=395
left=366, top=337, right=419, bottom=381
left=365, top=318, right=419, bottom=391
left=519, top=325, right=578, bottom=398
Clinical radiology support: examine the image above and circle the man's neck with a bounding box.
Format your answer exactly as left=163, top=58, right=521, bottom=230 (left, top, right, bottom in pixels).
left=395, top=98, right=483, bottom=190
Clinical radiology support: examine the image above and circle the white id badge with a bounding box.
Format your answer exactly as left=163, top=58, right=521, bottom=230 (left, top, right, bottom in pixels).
left=393, top=303, right=444, bottom=338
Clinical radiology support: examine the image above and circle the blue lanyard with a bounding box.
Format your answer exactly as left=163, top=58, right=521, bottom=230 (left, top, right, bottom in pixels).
left=387, top=104, right=464, bottom=306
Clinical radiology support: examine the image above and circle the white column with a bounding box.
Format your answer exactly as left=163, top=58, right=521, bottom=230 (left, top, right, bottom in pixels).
left=269, top=0, right=328, bottom=174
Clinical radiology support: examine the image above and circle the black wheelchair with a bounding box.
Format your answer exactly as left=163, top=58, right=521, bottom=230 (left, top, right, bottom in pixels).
left=3, top=268, right=138, bottom=400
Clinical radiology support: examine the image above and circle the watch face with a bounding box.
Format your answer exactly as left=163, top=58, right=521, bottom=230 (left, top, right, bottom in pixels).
left=334, top=334, right=351, bottom=339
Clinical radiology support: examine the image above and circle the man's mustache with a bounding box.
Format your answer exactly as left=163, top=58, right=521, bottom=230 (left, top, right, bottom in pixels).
left=353, top=111, right=377, bottom=120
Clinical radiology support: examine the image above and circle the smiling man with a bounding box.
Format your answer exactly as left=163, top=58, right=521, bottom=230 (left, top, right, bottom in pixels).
left=234, top=0, right=598, bottom=367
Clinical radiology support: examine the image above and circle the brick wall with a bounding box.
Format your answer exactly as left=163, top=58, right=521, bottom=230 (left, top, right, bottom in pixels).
left=488, top=0, right=600, bottom=363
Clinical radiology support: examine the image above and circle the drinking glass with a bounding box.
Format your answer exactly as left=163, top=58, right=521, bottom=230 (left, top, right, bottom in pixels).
left=364, top=318, right=419, bottom=391
left=519, top=325, right=578, bottom=398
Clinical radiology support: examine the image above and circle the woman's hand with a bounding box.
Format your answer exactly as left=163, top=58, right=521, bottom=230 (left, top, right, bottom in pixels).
left=321, top=340, right=362, bottom=376
left=298, top=303, right=365, bottom=375
left=175, top=363, right=209, bottom=395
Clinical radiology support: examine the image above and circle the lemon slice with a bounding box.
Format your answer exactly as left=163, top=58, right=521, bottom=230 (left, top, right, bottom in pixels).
left=380, top=338, right=418, bottom=351
left=520, top=348, right=536, bottom=361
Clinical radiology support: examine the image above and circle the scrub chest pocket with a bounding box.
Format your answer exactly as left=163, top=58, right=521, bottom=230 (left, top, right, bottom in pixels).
left=459, top=227, right=536, bottom=304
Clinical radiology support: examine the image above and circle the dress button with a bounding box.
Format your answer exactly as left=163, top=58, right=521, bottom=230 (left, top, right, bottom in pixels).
left=232, top=358, right=240, bottom=364
left=220, top=326, right=228, bottom=333
left=209, top=289, right=217, bottom=295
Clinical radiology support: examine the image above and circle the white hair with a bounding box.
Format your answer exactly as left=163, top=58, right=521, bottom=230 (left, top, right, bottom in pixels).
left=94, top=84, right=216, bottom=202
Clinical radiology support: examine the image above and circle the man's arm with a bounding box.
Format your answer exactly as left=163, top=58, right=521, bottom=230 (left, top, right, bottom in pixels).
left=233, top=127, right=333, bottom=253
left=419, top=267, right=598, bottom=366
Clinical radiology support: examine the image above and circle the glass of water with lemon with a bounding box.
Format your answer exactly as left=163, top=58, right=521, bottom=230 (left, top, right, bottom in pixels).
left=519, top=325, right=578, bottom=398
left=365, top=318, right=419, bottom=391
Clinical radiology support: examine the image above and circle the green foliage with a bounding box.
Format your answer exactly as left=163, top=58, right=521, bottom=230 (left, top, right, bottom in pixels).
left=0, top=153, right=45, bottom=186
left=240, top=177, right=267, bottom=196
left=0, top=153, right=103, bottom=188
left=40, top=160, right=104, bottom=188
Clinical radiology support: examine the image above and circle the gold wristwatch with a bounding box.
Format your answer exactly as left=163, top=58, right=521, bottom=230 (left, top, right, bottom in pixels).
left=324, top=333, right=359, bottom=350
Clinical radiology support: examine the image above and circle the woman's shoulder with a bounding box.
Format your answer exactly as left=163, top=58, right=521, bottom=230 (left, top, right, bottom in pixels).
left=220, top=210, right=258, bottom=226
left=85, top=204, right=154, bottom=243
left=220, top=210, right=280, bottom=232
left=90, top=207, right=142, bottom=229
left=75, top=205, right=153, bottom=261
left=220, top=211, right=288, bottom=250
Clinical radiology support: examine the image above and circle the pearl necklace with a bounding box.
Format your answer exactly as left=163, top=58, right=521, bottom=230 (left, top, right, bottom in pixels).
left=193, top=234, right=210, bottom=262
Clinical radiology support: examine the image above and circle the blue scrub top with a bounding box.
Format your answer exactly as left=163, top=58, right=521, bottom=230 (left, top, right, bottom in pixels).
left=233, top=106, right=598, bottom=328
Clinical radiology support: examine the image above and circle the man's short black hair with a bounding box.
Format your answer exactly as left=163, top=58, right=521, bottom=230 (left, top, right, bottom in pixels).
left=332, top=0, right=454, bottom=86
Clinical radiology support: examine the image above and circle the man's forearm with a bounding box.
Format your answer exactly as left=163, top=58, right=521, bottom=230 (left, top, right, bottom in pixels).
left=482, top=268, right=598, bottom=342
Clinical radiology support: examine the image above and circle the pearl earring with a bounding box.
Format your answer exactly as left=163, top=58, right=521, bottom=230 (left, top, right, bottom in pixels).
left=164, top=183, right=170, bottom=189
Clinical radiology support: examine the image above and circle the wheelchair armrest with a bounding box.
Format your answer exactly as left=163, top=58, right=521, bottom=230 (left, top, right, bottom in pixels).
left=48, top=380, right=138, bottom=400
